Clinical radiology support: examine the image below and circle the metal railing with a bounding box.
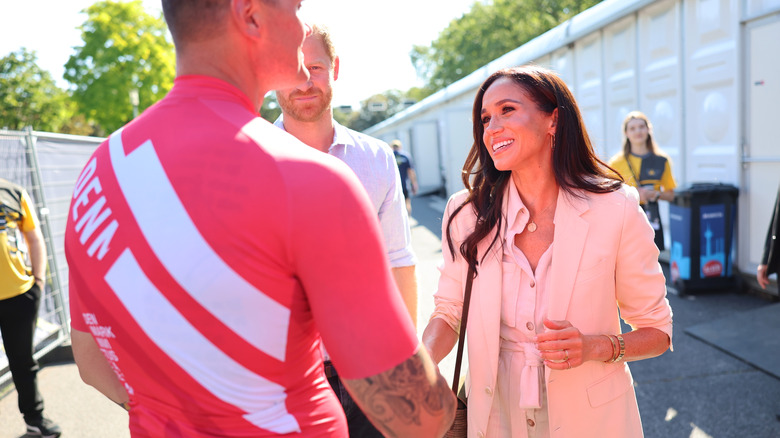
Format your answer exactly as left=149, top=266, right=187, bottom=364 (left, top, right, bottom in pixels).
left=0, top=128, right=102, bottom=387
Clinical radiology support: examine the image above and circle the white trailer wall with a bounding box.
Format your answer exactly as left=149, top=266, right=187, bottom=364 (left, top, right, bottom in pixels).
left=575, top=33, right=608, bottom=156
left=638, top=0, right=684, bottom=183
left=603, top=15, right=639, bottom=158
left=366, top=0, right=780, bottom=290
left=743, top=10, right=780, bottom=280
left=410, top=121, right=442, bottom=193
left=684, top=0, right=741, bottom=185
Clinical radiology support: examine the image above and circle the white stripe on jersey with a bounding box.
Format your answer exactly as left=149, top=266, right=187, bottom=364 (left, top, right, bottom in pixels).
left=106, top=249, right=301, bottom=434
left=108, top=131, right=290, bottom=361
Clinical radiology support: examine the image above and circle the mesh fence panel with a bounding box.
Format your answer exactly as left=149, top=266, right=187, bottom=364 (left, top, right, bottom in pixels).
left=0, top=129, right=102, bottom=381
left=34, top=134, right=104, bottom=323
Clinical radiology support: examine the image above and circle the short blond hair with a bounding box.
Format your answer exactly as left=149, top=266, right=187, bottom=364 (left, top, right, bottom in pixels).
left=308, top=24, right=336, bottom=65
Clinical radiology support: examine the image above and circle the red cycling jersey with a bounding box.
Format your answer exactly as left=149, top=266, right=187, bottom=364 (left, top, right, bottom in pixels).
left=65, top=76, right=417, bottom=437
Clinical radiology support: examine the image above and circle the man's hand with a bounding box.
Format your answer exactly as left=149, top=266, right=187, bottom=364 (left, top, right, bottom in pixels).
left=757, top=264, right=770, bottom=289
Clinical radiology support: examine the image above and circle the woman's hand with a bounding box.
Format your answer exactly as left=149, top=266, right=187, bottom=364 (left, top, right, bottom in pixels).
left=534, top=318, right=610, bottom=369
left=636, top=186, right=659, bottom=203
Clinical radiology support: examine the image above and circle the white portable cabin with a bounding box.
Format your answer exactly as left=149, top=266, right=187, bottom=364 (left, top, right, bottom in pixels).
left=366, top=0, right=780, bottom=292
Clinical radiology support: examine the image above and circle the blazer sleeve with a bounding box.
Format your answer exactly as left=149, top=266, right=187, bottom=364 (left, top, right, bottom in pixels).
left=429, top=193, right=469, bottom=333
left=614, top=187, right=674, bottom=347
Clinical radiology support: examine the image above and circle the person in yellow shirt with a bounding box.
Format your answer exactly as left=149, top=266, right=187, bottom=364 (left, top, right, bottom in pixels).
left=608, top=111, right=677, bottom=251
left=0, top=178, right=61, bottom=437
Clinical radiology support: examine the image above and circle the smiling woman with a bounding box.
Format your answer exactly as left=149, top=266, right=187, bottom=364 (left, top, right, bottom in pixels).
left=422, top=65, right=674, bottom=438
left=480, top=77, right=557, bottom=177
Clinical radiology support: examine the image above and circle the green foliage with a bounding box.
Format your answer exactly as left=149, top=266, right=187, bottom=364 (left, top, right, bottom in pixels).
left=260, top=93, right=282, bottom=123
left=0, top=49, right=74, bottom=132
left=348, top=90, right=415, bottom=132
left=411, top=0, right=602, bottom=94
left=64, top=0, right=174, bottom=133
left=404, top=87, right=430, bottom=105
left=333, top=105, right=357, bottom=128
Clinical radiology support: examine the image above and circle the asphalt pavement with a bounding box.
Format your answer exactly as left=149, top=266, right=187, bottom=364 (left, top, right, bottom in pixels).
left=1, top=193, right=779, bottom=437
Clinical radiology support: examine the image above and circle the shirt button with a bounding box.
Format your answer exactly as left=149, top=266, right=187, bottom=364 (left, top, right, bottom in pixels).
left=526, top=322, right=534, bottom=331
left=485, top=387, right=493, bottom=396
left=530, top=280, right=536, bottom=287
left=528, top=419, right=536, bottom=427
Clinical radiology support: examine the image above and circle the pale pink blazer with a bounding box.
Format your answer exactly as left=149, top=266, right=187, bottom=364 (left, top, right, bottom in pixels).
left=431, top=183, right=673, bottom=438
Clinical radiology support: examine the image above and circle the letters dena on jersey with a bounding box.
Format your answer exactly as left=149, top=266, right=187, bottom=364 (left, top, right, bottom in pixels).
left=71, top=158, right=119, bottom=260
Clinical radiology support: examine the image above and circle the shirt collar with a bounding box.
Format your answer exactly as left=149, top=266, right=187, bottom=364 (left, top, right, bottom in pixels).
left=505, top=180, right=531, bottom=244
left=273, top=116, right=353, bottom=153
left=171, top=75, right=256, bottom=113
left=504, top=181, right=566, bottom=245
left=331, top=120, right=355, bottom=151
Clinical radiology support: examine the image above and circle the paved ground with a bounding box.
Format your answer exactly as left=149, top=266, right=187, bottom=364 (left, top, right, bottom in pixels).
left=2, top=193, right=779, bottom=437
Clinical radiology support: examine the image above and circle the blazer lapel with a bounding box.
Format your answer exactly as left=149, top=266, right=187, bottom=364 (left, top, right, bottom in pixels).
left=547, top=191, right=590, bottom=321
left=472, top=190, right=509, bottom=387
left=473, top=234, right=502, bottom=379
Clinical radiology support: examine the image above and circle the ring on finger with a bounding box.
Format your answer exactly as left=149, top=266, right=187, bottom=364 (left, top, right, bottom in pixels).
left=566, top=361, right=571, bottom=370
left=563, top=349, right=569, bottom=361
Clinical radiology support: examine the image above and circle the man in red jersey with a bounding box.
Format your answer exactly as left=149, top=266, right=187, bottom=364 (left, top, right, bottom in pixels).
left=64, top=1, right=455, bottom=437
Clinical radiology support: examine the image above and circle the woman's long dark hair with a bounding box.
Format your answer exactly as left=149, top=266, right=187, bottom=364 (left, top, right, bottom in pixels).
left=446, top=66, right=623, bottom=271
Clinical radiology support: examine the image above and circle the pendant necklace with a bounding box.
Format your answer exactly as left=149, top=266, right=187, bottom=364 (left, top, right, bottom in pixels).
left=526, top=201, right=554, bottom=233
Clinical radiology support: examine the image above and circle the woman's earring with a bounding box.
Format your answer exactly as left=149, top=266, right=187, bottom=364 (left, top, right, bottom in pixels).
left=550, top=134, right=555, bottom=150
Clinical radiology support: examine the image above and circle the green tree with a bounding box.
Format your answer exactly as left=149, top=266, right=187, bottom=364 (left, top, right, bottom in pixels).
left=333, top=105, right=357, bottom=128
left=411, top=0, right=602, bottom=95
left=260, top=93, right=282, bottom=123
left=0, top=49, right=74, bottom=131
left=349, top=89, right=413, bottom=132
left=60, top=113, right=103, bottom=137
left=64, top=0, right=174, bottom=133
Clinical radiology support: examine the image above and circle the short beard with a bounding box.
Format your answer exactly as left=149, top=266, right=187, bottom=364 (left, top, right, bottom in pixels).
left=277, top=88, right=333, bottom=123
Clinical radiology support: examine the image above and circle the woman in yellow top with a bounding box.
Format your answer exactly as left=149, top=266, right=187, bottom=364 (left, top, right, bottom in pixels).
left=608, top=111, right=677, bottom=250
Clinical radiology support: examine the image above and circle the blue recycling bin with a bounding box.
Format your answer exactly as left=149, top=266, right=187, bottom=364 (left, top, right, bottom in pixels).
left=669, top=183, right=739, bottom=294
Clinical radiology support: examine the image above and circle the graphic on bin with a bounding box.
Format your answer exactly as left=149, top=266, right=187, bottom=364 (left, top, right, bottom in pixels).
left=669, top=205, right=690, bottom=282
left=669, top=203, right=735, bottom=282
left=699, top=205, right=727, bottom=278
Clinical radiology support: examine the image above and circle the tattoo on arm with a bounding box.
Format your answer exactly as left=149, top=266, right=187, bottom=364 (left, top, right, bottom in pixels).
left=345, top=349, right=455, bottom=437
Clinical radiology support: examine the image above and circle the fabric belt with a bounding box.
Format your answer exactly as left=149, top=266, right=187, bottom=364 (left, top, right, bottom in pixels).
left=323, top=360, right=338, bottom=379
left=500, top=339, right=543, bottom=409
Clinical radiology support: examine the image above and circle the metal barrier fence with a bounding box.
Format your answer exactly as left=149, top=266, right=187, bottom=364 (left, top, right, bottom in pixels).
left=0, top=128, right=102, bottom=387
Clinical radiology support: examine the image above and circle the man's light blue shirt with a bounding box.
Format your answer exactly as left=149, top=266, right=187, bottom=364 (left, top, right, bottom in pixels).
left=274, top=117, right=417, bottom=268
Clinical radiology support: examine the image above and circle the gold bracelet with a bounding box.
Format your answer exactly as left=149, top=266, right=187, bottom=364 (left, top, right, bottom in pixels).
left=603, top=334, right=617, bottom=363
left=614, top=334, right=626, bottom=362
left=609, top=335, right=620, bottom=362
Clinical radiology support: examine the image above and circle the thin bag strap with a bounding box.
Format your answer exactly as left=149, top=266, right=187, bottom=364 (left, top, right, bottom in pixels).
left=451, top=263, right=476, bottom=395
left=625, top=153, right=641, bottom=184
